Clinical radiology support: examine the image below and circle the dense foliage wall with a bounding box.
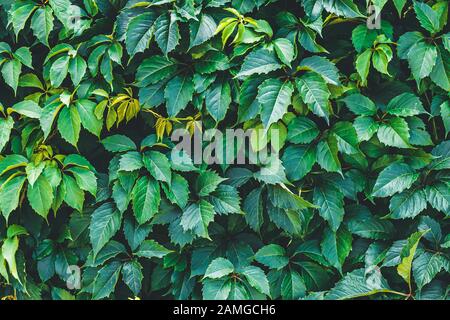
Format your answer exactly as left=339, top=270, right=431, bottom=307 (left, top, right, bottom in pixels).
left=0, top=0, right=449, bottom=300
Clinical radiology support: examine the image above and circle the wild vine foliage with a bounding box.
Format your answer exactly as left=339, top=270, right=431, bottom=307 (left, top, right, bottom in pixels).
left=0, top=0, right=449, bottom=300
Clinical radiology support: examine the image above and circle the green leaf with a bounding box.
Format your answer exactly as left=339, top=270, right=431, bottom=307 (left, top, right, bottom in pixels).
left=204, top=257, right=234, bottom=279
left=76, top=99, right=102, bottom=137
left=345, top=205, right=394, bottom=240
left=341, top=94, right=377, bottom=116
left=195, top=51, right=229, bottom=74
left=352, top=25, right=377, bottom=53
left=27, top=174, right=54, bottom=219
left=236, top=48, right=282, bottom=79
left=241, top=266, right=270, bottom=296
left=164, top=75, right=194, bottom=117
left=1, top=236, right=19, bottom=281
left=202, top=278, right=231, bottom=299
left=255, top=244, right=289, bottom=270
left=0, top=116, right=14, bottom=152
left=299, top=56, right=341, bottom=85
left=11, top=1, right=38, bottom=37
left=180, top=200, right=215, bottom=239
left=132, top=176, right=160, bottom=225
left=397, top=230, right=428, bottom=290
left=273, top=38, right=295, bottom=67
left=258, top=78, right=293, bottom=130
left=189, top=14, right=216, bottom=49
left=296, top=72, right=331, bottom=123
left=377, top=117, right=411, bottom=148
left=62, top=174, right=84, bottom=212
left=135, top=240, right=172, bottom=259
left=121, top=260, right=143, bottom=296
left=89, top=202, right=123, bottom=257
left=123, top=216, right=152, bottom=252
left=101, top=135, right=137, bottom=152
left=287, top=116, right=319, bottom=144
left=407, top=41, right=437, bottom=81
left=196, top=170, right=226, bottom=197
left=281, top=270, right=306, bottom=299
left=136, top=55, right=177, bottom=87
left=125, top=12, right=157, bottom=59
left=10, top=100, right=41, bottom=119
left=57, top=106, right=81, bottom=147
left=208, top=184, right=240, bottom=215
left=119, top=151, right=143, bottom=172
left=316, top=135, right=341, bottom=174
left=2, top=59, right=21, bottom=93
left=154, top=12, right=180, bottom=55
left=413, top=1, right=441, bottom=34
left=428, top=141, right=450, bottom=171
left=67, top=166, right=97, bottom=197
left=355, top=49, right=372, bottom=86
left=412, top=252, right=446, bottom=289
left=386, top=93, right=426, bottom=117
left=163, top=173, right=189, bottom=209
left=92, top=261, right=122, bottom=300
left=393, top=0, right=407, bottom=16
left=332, top=121, right=360, bottom=155
left=314, top=183, right=345, bottom=231
left=425, top=183, right=450, bottom=215
left=326, top=268, right=391, bottom=300
left=430, top=47, right=450, bottom=91
left=372, top=162, right=419, bottom=197
left=205, top=77, right=231, bottom=122
left=321, top=226, right=352, bottom=274
left=49, top=55, right=70, bottom=87
left=243, top=187, right=264, bottom=232
left=282, top=144, right=316, bottom=181
left=389, top=189, right=427, bottom=219
left=68, top=55, right=86, bottom=86
left=31, top=6, right=54, bottom=47
left=0, top=175, right=26, bottom=222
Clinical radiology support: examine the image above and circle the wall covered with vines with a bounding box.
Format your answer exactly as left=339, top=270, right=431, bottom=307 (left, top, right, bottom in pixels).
left=0, top=0, right=449, bottom=300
